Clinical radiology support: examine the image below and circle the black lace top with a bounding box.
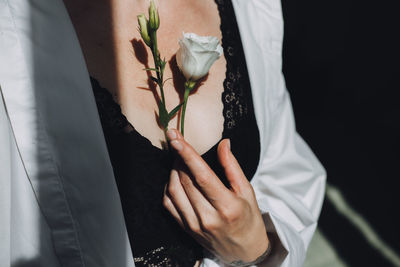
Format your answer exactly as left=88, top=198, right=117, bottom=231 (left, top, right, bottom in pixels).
left=90, top=0, right=260, bottom=266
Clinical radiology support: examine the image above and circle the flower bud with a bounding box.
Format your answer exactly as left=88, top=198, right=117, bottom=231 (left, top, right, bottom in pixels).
left=148, top=0, right=160, bottom=30
left=137, top=14, right=151, bottom=47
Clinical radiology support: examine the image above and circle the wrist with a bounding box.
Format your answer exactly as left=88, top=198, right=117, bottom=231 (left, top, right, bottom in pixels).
left=224, top=240, right=272, bottom=267
left=219, top=240, right=272, bottom=267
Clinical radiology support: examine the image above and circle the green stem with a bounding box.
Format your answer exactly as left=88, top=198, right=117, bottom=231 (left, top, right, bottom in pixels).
left=150, top=30, right=166, bottom=105
left=163, top=127, right=170, bottom=150
left=180, top=85, right=191, bottom=136
left=149, top=29, right=169, bottom=149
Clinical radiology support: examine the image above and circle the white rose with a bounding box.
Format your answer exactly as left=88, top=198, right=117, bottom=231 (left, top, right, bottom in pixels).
left=176, top=32, right=223, bottom=81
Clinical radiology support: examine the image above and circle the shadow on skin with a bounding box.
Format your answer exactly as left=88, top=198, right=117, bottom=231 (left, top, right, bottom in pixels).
left=168, top=54, right=209, bottom=126
left=130, top=38, right=209, bottom=131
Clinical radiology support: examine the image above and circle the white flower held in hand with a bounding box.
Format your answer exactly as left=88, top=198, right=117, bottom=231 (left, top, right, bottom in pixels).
left=176, top=32, right=223, bottom=82
left=176, top=32, right=223, bottom=136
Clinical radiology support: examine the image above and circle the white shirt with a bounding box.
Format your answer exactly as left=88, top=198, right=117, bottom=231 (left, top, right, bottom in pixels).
left=0, top=0, right=326, bottom=266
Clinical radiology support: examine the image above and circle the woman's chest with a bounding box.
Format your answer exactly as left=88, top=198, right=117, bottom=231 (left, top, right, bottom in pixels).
left=64, top=0, right=227, bottom=154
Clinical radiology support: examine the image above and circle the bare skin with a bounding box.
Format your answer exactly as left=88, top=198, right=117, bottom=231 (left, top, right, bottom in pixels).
left=63, top=0, right=226, bottom=155
left=63, top=0, right=269, bottom=265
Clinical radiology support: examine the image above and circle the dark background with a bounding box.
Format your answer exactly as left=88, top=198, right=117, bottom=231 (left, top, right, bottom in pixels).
left=281, top=0, right=399, bottom=266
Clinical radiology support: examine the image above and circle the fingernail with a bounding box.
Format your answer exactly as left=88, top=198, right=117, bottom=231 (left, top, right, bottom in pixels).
left=171, top=169, right=179, bottom=180
left=170, top=140, right=183, bottom=151
left=167, top=129, right=177, bottom=140
left=227, top=139, right=231, bottom=150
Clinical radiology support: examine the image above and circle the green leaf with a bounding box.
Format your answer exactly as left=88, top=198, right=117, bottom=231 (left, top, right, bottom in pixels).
left=143, top=67, right=160, bottom=72
left=160, top=58, right=167, bottom=72
left=185, top=80, right=197, bottom=91
left=158, top=103, right=169, bottom=129
left=168, top=103, right=183, bottom=119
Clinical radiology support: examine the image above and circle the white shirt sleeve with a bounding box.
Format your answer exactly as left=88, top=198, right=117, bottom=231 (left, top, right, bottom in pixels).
left=252, top=86, right=327, bottom=267
left=230, top=0, right=326, bottom=264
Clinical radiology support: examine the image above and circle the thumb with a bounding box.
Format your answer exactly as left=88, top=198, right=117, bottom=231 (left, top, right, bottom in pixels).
left=217, top=139, right=250, bottom=195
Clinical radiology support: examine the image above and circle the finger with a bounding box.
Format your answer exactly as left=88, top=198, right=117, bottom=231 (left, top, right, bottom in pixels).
left=167, top=129, right=235, bottom=210
left=166, top=168, right=202, bottom=234
left=217, top=139, right=252, bottom=196
left=163, top=183, right=185, bottom=229
left=175, top=160, right=218, bottom=227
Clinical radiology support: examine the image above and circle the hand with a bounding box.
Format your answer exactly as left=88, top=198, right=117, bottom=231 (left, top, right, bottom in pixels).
left=162, top=129, right=269, bottom=265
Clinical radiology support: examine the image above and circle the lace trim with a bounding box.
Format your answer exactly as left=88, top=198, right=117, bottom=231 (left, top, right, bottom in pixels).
left=132, top=246, right=200, bottom=267
left=133, top=247, right=174, bottom=266
left=91, top=76, right=134, bottom=133
left=216, top=0, right=253, bottom=134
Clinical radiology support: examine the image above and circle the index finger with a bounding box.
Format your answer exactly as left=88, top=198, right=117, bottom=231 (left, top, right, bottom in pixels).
left=167, top=129, right=234, bottom=209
